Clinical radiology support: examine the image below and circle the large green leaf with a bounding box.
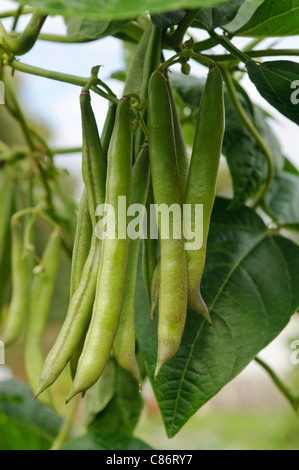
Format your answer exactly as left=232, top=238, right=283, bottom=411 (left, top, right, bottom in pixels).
left=136, top=198, right=299, bottom=437
left=224, top=0, right=263, bottom=31
left=196, top=0, right=245, bottom=28
left=61, top=432, right=153, bottom=450
left=0, top=379, right=61, bottom=450
left=246, top=60, right=299, bottom=126
left=65, top=17, right=131, bottom=40
left=21, top=0, right=227, bottom=20
left=86, top=362, right=144, bottom=437
left=232, top=0, right=299, bottom=37
left=264, top=171, right=299, bottom=230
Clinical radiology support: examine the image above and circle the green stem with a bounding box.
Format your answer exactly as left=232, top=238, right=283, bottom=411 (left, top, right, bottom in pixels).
left=193, top=37, right=218, bottom=53
left=203, top=49, right=299, bottom=63
left=208, top=30, right=251, bottom=64
left=0, top=8, right=35, bottom=20
left=52, top=147, right=82, bottom=155
left=11, top=5, right=24, bottom=32
left=170, top=9, right=201, bottom=47
left=9, top=59, right=119, bottom=104
left=255, top=357, right=299, bottom=415
left=221, top=66, right=275, bottom=208
left=50, top=395, right=81, bottom=450
left=4, top=11, right=47, bottom=56
left=10, top=31, right=100, bottom=44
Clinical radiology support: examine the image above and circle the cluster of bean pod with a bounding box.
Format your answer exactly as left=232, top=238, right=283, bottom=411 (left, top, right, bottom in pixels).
left=32, top=52, right=225, bottom=402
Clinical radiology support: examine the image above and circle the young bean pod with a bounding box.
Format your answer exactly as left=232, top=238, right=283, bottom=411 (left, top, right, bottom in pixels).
left=185, top=65, right=225, bottom=324
left=148, top=70, right=188, bottom=377
left=25, top=229, right=61, bottom=407
left=67, top=96, right=133, bottom=401
left=2, top=218, right=31, bottom=347
left=113, top=143, right=150, bottom=388
left=70, top=190, right=92, bottom=298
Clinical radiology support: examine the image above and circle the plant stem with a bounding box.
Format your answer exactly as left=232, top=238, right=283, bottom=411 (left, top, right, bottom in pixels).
left=52, top=147, right=82, bottom=155
left=4, top=11, right=47, bottom=56
left=193, top=37, right=218, bottom=52
left=9, top=59, right=119, bottom=104
left=221, top=66, right=275, bottom=208
left=255, top=357, right=299, bottom=415
left=170, top=9, right=201, bottom=47
left=10, top=31, right=100, bottom=44
left=208, top=30, right=251, bottom=64
left=203, top=49, right=299, bottom=62
left=50, top=395, right=81, bottom=450
left=0, top=8, right=35, bottom=19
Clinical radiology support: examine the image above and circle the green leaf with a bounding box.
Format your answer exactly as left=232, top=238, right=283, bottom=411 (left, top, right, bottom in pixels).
left=0, top=379, right=61, bottom=450
left=224, top=0, right=265, bottom=32
left=246, top=60, right=299, bottom=126
left=87, top=361, right=143, bottom=437
left=151, top=10, right=186, bottom=28
left=20, top=0, right=228, bottom=20
left=264, top=171, right=299, bottom=229
left=83, top=358, right=117, bottom=427
left=136, top=198, right=299, bottom=437
left=283, top=157, right=299, bottom=175
left=196, top=0, right=245, bottom=28
left=232, top=0, right=299, bottom=37
left=61, top=432, right=153, bottom=450
left=65, top=17, right=131, bottom=40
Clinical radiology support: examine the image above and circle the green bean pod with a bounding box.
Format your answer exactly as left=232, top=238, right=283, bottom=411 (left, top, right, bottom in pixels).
left=185, top=65, right=225, bottom=324
left=35, top=90, right=106, bottom=398
left=101, top=101, right=117, bottom=160
left=67, top=96, right=133, bottom=401
left=25, top=229, right=61, bottom=406
left=113, top=143, right=150, bottom=388
left=166, top=77, right=190, bottom=199
left=0, top=171, right=14, bottom=320
left=69, top=99, right=115, bottom=379
left=2, top=218, right=30, bottom=347
left=142, top=182, right=159, bottom=306
left=150, top=257, right=160, bottom=320
left=70, top=190, right=92, bottom=298
left=148, top=70, right=188, bottom=378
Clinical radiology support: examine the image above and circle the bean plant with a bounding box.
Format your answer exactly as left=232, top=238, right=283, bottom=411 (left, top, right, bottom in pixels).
left=0, top=0, right=299, bottom=451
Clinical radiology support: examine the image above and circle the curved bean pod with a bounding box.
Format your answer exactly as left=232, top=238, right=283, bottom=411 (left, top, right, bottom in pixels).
left=148, top=70, right=188, bottom=377
left=185, top=65, right=225, bottom=324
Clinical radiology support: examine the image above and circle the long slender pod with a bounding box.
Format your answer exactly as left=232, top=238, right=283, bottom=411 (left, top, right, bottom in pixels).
left=185, top=65, right=225, bottom=323
left=101, top=101, right=117, bottom=160
left=123, top=23, right=153, bottom=97
left=166, top=77, right=190, bottom=199
left=67, top=96, right=133, bottom=401
left=25, top=229, right=61, bottom=406
left=113, top=144, right=150, bottom=388
left=69, top=99, right=115, bottom=379
left=2, top=218, right=31, bottom=346
left=139, top=26, right=163, bottom=301
left=70, top=190, right=92, bottom=298
left=148, top=70, right=188, bottom=377
left=35, top=91, right=106, bottom=398
left=148, top=76, right=190, bottom=314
